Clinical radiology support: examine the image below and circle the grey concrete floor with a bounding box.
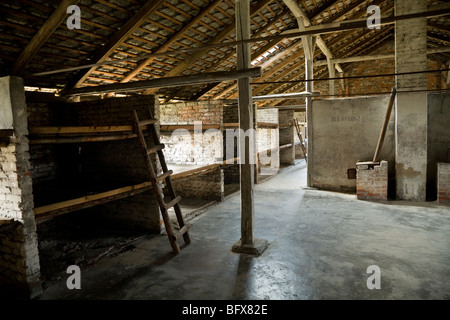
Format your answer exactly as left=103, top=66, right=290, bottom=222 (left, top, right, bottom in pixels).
left=39, top=160, right=450, bottom=300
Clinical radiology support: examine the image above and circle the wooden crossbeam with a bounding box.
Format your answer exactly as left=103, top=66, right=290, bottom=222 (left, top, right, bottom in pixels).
left=143, top=0, right=274, bottom=95
left=120, top=0, right=224, bottom=83
left=34, top=182, right=153, bottom=223
left=63, top=68, right=262, bottom=96
left=11, top=0, right=80, bottom=75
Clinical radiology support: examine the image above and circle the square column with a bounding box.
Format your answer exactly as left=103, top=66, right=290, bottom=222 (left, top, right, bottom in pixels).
left=395, top=0, right=428, bottom=201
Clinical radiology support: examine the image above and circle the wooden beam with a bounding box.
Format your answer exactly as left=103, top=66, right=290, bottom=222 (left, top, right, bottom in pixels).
left=29, top=134, right=138, bottom=145
left=31, top=3, right=450, bottom=79
left=282, top=0, right=343, bottom=73
left=143, top=0, right=273, bottom=95
left=120, top=0, right=224, bottom=83
left=34, top=182, right=153, bottom=223
left=373, top=88, right=396, bottom=162
left=160, top=124, right=221, bottom=132
left=29, top=126, right=134, bottom=135
left=171, top=164, right=221, bottom=180
left=11, top=0, right=80, bottom=75
left=236, top=0, right=255, bottom=247
left=63, top=68, right=262, bottom=96
left=65, top=0, right=165, bottom=90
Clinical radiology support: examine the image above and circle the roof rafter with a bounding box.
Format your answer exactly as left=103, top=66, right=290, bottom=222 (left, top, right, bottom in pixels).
left=142, top=0, right=275, bottom=95
left=11, top=0, right=80, bottom=75
left=64, top=0, right=166, bottom=90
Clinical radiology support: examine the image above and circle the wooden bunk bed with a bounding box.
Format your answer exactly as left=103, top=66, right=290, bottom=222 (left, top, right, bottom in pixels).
left=29, top=125, right=155, bottom=224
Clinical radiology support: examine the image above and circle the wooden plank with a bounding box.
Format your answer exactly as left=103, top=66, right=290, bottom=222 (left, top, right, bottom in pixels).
left=156, top=170, right=174, bottom=181
left=257, top=122, right=279, bottom=129
left=28, top=133, right=138, bottom=144
left=171, top=223, right=192, bottom=241
left=147, top=144, right=165, bottom=155
left=63, top=68, right=262, bottom=96
left=34, top=182, right=153, bottom=217
left=0, top=219, right=13, bottom=225
left=11, top=0, right=80, bottom=75
left=138, top=119, right=158, bottom=127
left=164, top=196, right=182, bottom=210
left=29, top=126, right=134, bottom=135
left=160, top=124, right=221, bottom=132
left=171, top=164, right=221, bottom=180
left=373, top=88, right=397, bottom=162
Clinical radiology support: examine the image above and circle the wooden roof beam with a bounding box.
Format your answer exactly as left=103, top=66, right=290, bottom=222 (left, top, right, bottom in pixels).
left=142, top=0, right=274, bottom=95
left=64, top=0, right=166, bottom=90
left=11, top=0, right=80, bottom=75
left=119, top=0, right=224, bottom=83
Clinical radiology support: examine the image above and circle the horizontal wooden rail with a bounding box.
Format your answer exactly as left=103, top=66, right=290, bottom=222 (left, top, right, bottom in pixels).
left=29, top=133, right=138, bottom=144
left=29, top=126, right=134, bottom=135
left=34, top=182, right=153, bottom=224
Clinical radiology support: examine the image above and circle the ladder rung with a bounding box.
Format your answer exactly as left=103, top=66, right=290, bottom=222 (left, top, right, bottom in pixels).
left=164, top=196, right=182, bottom=210
left=138, top=119, right=158, bottom=127
left=171, top=223, right=191, bottom=241
left=147, top=144, right=165, bottom=155
left=156, top=170, right=173, bottom=181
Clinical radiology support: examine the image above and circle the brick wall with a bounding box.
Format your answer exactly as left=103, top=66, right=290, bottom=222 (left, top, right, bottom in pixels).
left=437, top=163, right=450, bottom=205
left=279, top=110, right=295, bottom=165
left=0, top=76, right=41, bottom=299
left=160, top=101, right=224, bottom=165
left=356, top=161, right=388, bottom=201
left=172, top=167, right=224, bottom=201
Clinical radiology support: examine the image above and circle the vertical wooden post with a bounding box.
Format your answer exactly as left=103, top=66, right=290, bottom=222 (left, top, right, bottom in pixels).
left=232, top=0, right=267, bottom=256
left=327, top=58, right=335, bottom=96
left=237, top=0, right=254, bottom=245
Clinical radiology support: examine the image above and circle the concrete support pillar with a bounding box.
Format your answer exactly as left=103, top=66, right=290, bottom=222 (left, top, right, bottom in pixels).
left=232, top=0, right=267, bottom=255
left=395, top=0, right=428, bottom=201
left=304, top=36, right=316, bottom=187
left=0, top=76, right=42, bottom=298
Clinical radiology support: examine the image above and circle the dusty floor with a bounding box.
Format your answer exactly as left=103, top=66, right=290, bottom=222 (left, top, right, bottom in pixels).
left=38, top=159, right=450, bottom=300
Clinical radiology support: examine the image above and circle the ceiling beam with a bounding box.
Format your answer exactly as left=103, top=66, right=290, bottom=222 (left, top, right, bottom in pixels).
left=65, top=0, right=165, bottom=90
left=63, top=68, right=262, bottom=97
left=143, top=0, right=274, bottom=95
left=11, top=0, right=80, bottom=75
left=283, top=0, right=343, bottom=73
left=119, top=0, right=224, bottom=84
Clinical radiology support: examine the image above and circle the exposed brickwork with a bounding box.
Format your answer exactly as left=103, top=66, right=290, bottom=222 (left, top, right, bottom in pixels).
left=0, top=76, right=41, bottom=299
left=279, top=110, right=295, bottom=165
left=172, top=167, right=224, bottom=202
left=160, top=101, right=224, bottom=165
left=357, top=161, right=388, bottom=201
left=437, top=163, right=450, bottom=205
left=160, top=101, right=223, bottom=125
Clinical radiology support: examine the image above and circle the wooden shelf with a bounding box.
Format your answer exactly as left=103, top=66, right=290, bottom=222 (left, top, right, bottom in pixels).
left=34, top=182, right=153, bottom=224
left=28, top=125, right=146, bottom=144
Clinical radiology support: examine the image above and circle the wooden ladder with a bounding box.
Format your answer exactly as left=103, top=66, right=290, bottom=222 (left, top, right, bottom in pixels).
left=132, top=108, right=191, bottom=255
left=294, top=119, right=307, bottom=163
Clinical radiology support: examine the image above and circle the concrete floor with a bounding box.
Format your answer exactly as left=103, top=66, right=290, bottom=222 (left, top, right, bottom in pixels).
left=39, top=160, right=450, bottom=300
